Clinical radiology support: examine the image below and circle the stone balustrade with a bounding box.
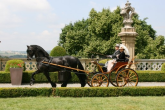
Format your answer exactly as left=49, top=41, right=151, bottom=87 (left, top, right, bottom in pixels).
left=0, top=58, right=98, bottom=71
left=1, top=58, right=164, bottom=71
left=135, top=59, right=165, bottom=71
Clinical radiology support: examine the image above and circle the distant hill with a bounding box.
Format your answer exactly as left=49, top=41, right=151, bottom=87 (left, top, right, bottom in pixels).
left=0, top=50, right=51, bottom=58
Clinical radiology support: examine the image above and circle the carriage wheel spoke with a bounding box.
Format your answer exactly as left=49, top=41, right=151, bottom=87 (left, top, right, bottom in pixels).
left=128, top=82, right=134, bottom=86
left=128, top=71, right=133, bottom=77
left=129, top=75, right=136, bottom=79
left=121, top=72, right=127, bottom=78
left=103, top=77, right=106, bottom=81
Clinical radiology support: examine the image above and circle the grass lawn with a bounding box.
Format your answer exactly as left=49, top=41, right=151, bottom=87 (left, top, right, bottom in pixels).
left=0, top=97, right=165, bottom=110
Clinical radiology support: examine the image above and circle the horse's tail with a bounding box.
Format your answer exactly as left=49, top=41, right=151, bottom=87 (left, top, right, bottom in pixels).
left=77, top=58, right=87, bottom=78
left=73, top=58, right=86, bottom=87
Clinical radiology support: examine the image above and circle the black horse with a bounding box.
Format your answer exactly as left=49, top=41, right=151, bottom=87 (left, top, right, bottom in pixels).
left=26, top=45, right=86, bottom=87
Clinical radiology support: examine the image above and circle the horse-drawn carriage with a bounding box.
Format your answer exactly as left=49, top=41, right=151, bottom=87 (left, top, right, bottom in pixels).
left=27, top=45, right=138, bottom=87
left=42, top=53, right=138, bottom=87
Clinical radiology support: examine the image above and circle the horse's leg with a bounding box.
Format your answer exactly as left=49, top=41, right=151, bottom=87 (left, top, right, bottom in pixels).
left=30, top=70, right=40, bottom=86
left=75, top=72, right=86, bottom=87
left=61, top=60, right=71, bottom=87
left=79, top=73, right=87, bottom=87
left=43, top=71, right=56, bottom=87
left=61, top=71, right=71, bottom=87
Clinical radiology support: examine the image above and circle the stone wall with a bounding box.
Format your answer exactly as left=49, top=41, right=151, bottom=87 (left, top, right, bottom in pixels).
left=0, top=58, right=98, bottom=71
left=0, top=58, right=164, bottom=71
left=135, top=59, right=165, bottom=71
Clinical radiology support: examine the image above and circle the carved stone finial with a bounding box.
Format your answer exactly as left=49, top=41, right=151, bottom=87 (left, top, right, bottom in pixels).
left=120, top=1, right=137, bottom=28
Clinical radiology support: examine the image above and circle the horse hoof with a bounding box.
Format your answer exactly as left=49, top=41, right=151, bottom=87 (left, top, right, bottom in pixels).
left=30, top=82, right=34, bottom=86
left=61, top=84, right=67, bottom=87
left=52, top=83, right=56, bottom=88
left=81, top=83, right=86, bottom=87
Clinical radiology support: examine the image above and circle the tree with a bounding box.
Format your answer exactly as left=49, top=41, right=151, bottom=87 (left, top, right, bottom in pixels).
left=58, top=7, right=164, bottom=59
left=50, top=46, right=66, bottom=57
left=136, top=35, right=165, bottom=59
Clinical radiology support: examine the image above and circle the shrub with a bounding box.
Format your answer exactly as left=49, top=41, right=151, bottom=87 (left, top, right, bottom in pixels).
left=0, top=71, right=165, bottom=83
left=0, top=88, right=52, bottom=98
left=0, top=71, right=79, bottom=83
left=50, top=46, right=66, bottom=57
left=1, top=87, right=165, bottom=97
left=5, top=59, right=25, bottom=72
left=161, top=63, right=165, bottom=71
left=52, top=87, right=165, bottom=97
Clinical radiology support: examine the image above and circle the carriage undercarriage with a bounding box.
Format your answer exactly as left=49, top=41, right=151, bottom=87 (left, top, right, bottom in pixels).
left=42, top=57, right=139, bottom=87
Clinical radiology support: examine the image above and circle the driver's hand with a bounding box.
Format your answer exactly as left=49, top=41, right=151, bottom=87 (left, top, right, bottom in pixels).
left=106, top=55, right=112, bottom=58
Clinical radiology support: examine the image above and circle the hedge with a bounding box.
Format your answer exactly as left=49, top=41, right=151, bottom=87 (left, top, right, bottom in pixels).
left=0, top=71, right=165, bottom=83
left=0, top=88, right=52, bottom=98
left=0, top=71, right=79, bottom=83
left=52, top=87, right=165, bottom=97
left=1, top=87, right=165, bottom=97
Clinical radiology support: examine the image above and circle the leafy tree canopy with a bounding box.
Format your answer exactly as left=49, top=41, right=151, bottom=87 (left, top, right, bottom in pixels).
left=58, top=7, right=165, bottom=59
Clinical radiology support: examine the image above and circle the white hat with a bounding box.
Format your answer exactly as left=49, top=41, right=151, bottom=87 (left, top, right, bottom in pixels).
left=115, top=44, right=120, bottom=47
left=119, top=46, right=125, bottom=50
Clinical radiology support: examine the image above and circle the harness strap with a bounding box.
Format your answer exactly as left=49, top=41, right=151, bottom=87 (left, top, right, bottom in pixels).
left=48, top=57, right=53, bottom=64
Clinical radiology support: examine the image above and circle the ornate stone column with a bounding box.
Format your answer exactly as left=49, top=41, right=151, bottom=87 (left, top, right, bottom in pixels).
left=118, top=1, right=138, bottom=69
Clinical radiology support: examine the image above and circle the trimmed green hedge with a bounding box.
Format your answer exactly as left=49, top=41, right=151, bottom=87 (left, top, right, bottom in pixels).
left=1, top=87, right=165, bottom=97
left=52, top=87, right=165, bottom=97
left=137, top=71, right=165, bottom=82
left=0, top=71, right=165, bottom=83
left=0, top=71, right=79, bottom=83
left=0, top=88, right=52, bottom=98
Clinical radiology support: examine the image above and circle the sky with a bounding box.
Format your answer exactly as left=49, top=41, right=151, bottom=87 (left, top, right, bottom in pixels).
left=0, top=0, right=165, bottom=51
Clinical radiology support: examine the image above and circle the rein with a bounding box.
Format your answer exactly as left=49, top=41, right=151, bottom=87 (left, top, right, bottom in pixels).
left=42, top=61, right=90, bottom=74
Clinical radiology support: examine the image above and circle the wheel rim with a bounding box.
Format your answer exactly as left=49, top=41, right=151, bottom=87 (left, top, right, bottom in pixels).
left=109, top=71, right=117, bottom=87
left=87, top=72, right=96, bottom=87
left=91, top=73, right=109, bottom=87
left=116, top=69, right=138, bottom=87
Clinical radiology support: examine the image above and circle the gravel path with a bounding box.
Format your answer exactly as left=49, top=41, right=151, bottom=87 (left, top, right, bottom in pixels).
left=0, top=82, right=165, bottom=88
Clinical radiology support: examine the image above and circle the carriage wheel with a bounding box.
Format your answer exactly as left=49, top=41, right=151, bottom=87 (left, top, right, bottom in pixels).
left=91, top=73, right=109, bottom=87
left=109, top=68, right=125, bottom=87
left=109, top=71, right=117, bottom=87
left=116, top=68, right=138, bottom=87
left=86, top=72, right=97, bottom=87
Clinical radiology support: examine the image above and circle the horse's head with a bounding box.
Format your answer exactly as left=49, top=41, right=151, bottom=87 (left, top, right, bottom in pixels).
left=26, top=45, right=35, bottom=60
left=26, top=45, right=50, bottom=60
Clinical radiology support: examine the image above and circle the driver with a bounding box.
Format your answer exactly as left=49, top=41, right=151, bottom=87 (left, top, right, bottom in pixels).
left=106, top=44, right=120, bottom=72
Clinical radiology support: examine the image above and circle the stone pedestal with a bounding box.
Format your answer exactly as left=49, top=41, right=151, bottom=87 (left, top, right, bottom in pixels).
left=118, top=1, right=138, bottom=69
left=118, top=27, right=138, bottom=61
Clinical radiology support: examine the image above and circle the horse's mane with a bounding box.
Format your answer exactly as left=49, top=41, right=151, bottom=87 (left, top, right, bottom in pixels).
left=30, top=45, right=50, bottom=59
